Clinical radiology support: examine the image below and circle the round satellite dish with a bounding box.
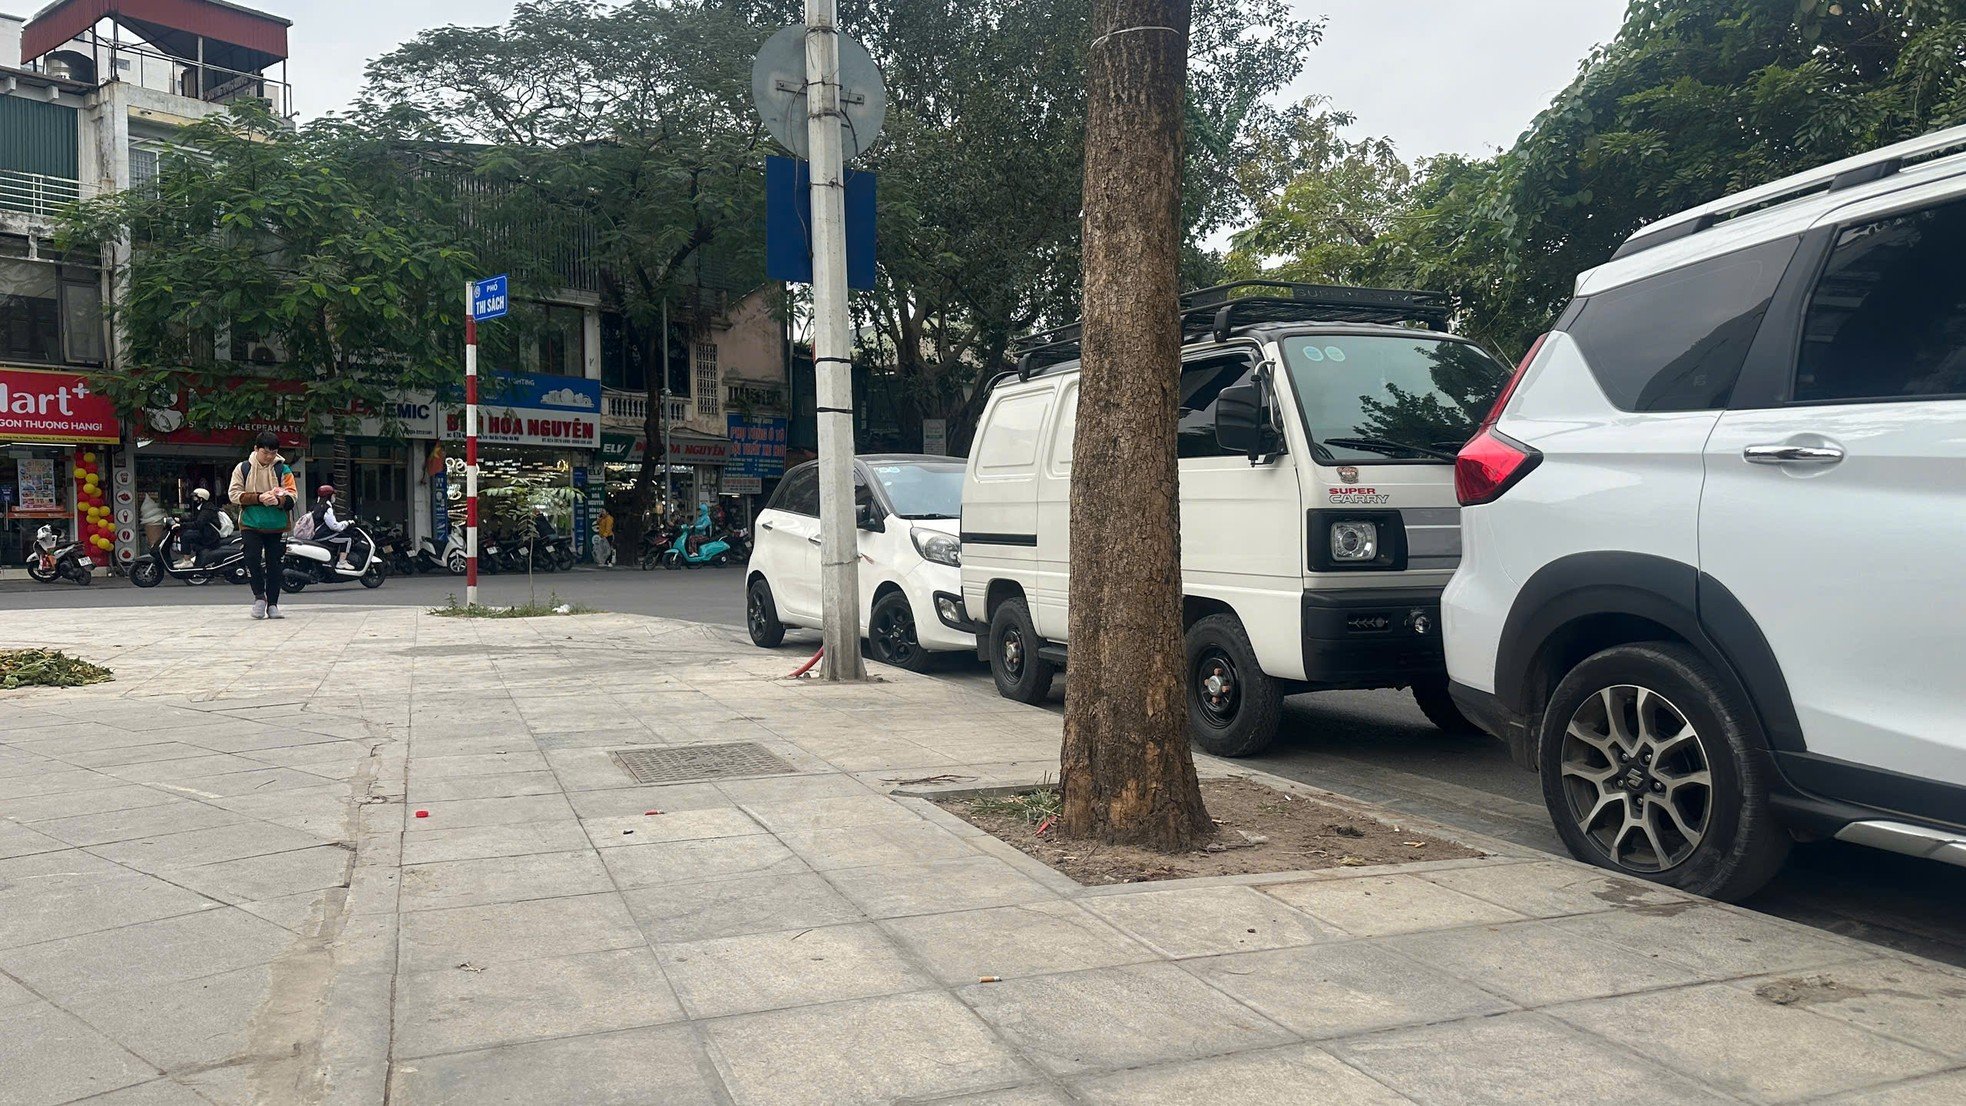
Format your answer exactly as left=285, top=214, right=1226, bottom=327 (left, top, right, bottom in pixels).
left=751, top=23, right=887, bottom=163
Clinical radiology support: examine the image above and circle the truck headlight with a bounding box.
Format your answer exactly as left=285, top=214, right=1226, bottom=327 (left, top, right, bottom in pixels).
left=911, top=529, right=961, bottom=567
left=1329, top=520, right=1379, bottom=562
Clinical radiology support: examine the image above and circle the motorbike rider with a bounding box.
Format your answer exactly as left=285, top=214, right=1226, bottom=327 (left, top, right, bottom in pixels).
left=176, top=488, right=223, bottom=567
left=228, top=430, right=298, bottom=620
left=308, top=485, right=356, bottom=570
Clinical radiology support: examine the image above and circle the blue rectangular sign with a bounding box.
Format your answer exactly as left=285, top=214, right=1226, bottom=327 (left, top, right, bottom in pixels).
left=727, top=414, right=789, bottom=480
left=765, top=156, right=876, bottom=289
left=470, top=275, right=509, bottom=322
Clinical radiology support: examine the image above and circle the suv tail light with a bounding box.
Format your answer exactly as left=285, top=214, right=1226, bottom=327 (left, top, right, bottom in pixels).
left=1456, top=334, right=1547, bottom=506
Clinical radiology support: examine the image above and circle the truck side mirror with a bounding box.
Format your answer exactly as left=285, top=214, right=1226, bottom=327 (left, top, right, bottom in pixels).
left=1215, top=377, right=1282, bottom=462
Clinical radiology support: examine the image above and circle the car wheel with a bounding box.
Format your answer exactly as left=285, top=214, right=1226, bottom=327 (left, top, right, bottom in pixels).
left=129, top=558, right=163, bottom=588
left=988, top=597, right=1055, bottom=704
left=869, top=591, right=932, bottom=673
left=1185, top=614, right=1282, bottom=757
left=1539, top=641, right=1790, bottom=902
left=747, top=578, right=786, bottom=648
left=1413, top=678, right=1482, bottom=735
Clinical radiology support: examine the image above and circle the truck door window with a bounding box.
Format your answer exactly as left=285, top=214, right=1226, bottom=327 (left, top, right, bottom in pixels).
left=1177, top=354, right=1259, bottom=458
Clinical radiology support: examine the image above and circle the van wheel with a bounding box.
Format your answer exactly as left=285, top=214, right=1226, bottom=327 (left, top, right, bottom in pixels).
left=1186, top=614, right=1282, bottom=758
left=747, top=578, right=786, bottom=648
left=1539, top=642, right=1789, bottom=902
left=989, top=597, right=1055, bottom=704
left=1413, top=679, right=1481, bottom=735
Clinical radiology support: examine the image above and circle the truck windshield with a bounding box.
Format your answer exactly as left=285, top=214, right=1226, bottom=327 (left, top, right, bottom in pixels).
left=869, top=461, right=965, bottom=519
left=1282, top=334, right=1510, bottom=464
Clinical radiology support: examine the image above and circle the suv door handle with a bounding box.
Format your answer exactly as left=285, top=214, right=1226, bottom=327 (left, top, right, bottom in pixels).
left=1744, top=443, right=1844, bottom=466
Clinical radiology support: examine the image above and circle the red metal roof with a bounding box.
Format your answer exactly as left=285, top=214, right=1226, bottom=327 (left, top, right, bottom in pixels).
left=22, top=0, right=290, bottom=72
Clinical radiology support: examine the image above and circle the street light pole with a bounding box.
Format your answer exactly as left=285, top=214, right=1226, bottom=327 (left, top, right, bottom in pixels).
left=804, top=0, right=865, bottom=680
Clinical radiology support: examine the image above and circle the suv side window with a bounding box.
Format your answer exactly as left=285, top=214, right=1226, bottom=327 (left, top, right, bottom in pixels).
left=1564, top=236, right=1798, bottom=412
left=771, top=465, right=819, bottom=516
left=1795, top=197, right=1966, bottom=404
left=1177, top=352, right=1258, bottom=458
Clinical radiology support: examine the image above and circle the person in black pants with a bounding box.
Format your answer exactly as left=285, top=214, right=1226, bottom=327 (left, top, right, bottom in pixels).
left=227, top=431, right=299, bottom=619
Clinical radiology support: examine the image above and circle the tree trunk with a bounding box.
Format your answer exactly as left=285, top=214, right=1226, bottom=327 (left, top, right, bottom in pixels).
left=1059, top=0, right=1209, bottom=851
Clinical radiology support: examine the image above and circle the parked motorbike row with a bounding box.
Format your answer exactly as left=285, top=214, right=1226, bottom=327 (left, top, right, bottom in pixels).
left=110, top=516, right=390, bottom=592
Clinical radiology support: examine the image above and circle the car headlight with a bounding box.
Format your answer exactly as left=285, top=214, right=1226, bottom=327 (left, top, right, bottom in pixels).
left=911, top=528, right=961, bottom=567
left=1329, top=520, right=1379, bottom=562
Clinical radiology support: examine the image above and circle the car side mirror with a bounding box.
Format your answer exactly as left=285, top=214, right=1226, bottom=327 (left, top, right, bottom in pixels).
left=856, top=502, right=885, bottom=532
left=1215, top=376, right=1282, bottom=462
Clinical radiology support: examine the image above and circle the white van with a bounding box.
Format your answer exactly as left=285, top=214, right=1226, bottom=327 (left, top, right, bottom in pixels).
left=959, top=282, right=1515, bottom=756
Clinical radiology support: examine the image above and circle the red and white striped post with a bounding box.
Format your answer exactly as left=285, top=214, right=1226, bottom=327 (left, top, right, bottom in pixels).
left=463, top=284, right=481, bottom=607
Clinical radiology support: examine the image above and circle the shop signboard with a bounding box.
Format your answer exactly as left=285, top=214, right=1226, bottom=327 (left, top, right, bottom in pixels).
left=723, top=475, right=763, bottom=495
left=16, top=458, right=58, bottom=511
left=921, top=418, right=948, bottom=456
left=429, top=464, right=450, bottom=544
left=726, top=414, right=788, bottom=480
left=438, top=374, right=600, bottom=450
left=600, top=433, right=731, bottom=465
left=0, top=368, right=120, bottom=444
left=140, top=380, right=309, bottom=448
left=572, top=467, right=591, bottom=557
left=350, top=394, right=440, bottom=439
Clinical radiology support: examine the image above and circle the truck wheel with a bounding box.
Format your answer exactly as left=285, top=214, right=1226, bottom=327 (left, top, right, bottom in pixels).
left=988, top=597, right=1055, bottom=704
left=1539, top=641, right=1790, bottom=902
left=1185, top=614, right=1282, bottom=757
left=747, top=578, right=786, bottom=648
left=1413, top=678, right=1481, bottom=735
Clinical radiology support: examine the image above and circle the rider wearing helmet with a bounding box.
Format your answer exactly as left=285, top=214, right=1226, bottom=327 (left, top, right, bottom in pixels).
left=309, top=485, right=355, bottom=569
left=177, top=487, right=223, bottom=566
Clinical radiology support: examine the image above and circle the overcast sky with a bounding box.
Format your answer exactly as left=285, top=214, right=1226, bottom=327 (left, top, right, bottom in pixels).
left=257, top=0, right=1625, bottom=159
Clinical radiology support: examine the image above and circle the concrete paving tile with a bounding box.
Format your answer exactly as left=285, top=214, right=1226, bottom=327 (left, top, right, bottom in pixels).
left=0, top=855, right=219, bottom=950
left=1388, top=917, right=1707, bottom=1006
left=883, top=900, right=1158, bottom=985
left=29, top=800, right=250, bottom=848
left=959, top=960, right=1295, bottom=1076
left=412, top=752, right=551, bottom=779
left=0, top=783, right=178, bottom=824
left=1185, top=941, right=1516, bottom=1038
left=393, top=947, right=684, bottom=1059
left=206, top=786, right=353, bottom=837
left=1264, top=874, right=1528, bottom=937
left=1073, top=1042, right=1416, bottom=1105
left=399, top=849, right=613, bottom=912
left=1556, top=904, right=1868, bottom=978
left=0, top=906, right=292, bottom=1003
left=742, top=793, right=932, bottom=834
left=917, top=1087, right=1075, bottom=1106
left=1080, top=884, right=1337, bottom=959
left=143, top=766, right=335, bottom=800
left=405, top=770, right=562, bottom=802
left=166, top=843, right=352, bottom=905
left=1722, top=958, right=1966, bottom=1060
left=707, top=989, right=1033, bottom=1106
left=783, top=820, right=984, bottom=871
left=388, top=1024, right=724, bottom=1105
left=63, top=963, right=271, bottom=1070
left=600, top=834, right=807, bottom=889
left=1330, top=1011, right=1738, bottom=1105
left=69, top=1079, right=213, bottom=1104
left=659, top=921, right=931, bottom=1018
left=0, top=999, right=156, bottom=1105
left=397, top=892, right=645, bottom=973
left=540, top=747, right=650, bottom=790
left=107, top=753, right=273, bottom=783
left=90, top=821, right=331, bottom=871
left=1819, top=1070, right=1966, bottom=1105
left=581, top=805, right=765, bottom=846
left=564, top=781, right=731, bottom=818
left=61, top=741, right=221, bottom=769
left=1552, top=982, right=1952, bottom=1103
left=623, top=871, right=866, bottom=943
left=400, top=820, right=593, bottom=865
left=408, top=793, right=574, bottom=829
left=0, top=819, right=66, bottom=860
left=1420, top=861, right=1692, bottom=918
left=0, top=970, right=38, bottom=1010
left=825, top=855, right=1055, bottom=919
left=713, top=773, right=876, bottom=804
left=0, top=768, right=125, bottom=801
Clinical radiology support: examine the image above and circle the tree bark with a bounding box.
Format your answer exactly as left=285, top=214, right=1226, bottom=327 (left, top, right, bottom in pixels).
left=1059, top=0, right=1210, bottom=851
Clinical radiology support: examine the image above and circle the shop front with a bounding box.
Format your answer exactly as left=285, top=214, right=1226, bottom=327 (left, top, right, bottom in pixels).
left=0, top=367, right=121, bottom=567
left=435, top=374, right=602, bottom=556
left=129, top=383, right=312, bottom=561
left=598, top=431, right=730, bottom=527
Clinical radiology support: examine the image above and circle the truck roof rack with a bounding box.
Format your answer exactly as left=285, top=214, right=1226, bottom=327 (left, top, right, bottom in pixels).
left=1010, top=280, right=1453, bottom=379
left=1614, top=123, right=1966, bottom=260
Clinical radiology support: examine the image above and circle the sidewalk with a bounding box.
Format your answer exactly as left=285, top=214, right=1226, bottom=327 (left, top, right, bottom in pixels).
left=2, top=604, right=1962, bottom=1106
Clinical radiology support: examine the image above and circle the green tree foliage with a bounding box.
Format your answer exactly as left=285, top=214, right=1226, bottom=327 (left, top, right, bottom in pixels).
left=1226, top=97, right=1412, bottom=286
left=58, top=103, right=474, bottom=433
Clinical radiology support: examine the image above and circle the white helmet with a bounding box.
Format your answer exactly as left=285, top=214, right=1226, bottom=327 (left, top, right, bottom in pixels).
left=192, top=488, right=211, bottom=502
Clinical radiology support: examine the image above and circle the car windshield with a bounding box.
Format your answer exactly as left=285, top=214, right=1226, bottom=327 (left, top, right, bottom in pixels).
left=1282, top=334, right=1511, bottom=463
left=868, top=461, right=965, bottom=519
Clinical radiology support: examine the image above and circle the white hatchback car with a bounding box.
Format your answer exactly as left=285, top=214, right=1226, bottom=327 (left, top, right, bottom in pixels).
left=1444, top=126, right=1966, bottom=901
left=745, top=454, right=973, bottom=670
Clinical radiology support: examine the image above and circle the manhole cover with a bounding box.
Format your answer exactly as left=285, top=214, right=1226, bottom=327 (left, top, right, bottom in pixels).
left=610, top=742, right=797, bottom=784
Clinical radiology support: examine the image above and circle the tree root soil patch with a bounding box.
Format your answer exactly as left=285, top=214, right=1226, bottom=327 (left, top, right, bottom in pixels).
left=938, top=777, right=1481, bottom=886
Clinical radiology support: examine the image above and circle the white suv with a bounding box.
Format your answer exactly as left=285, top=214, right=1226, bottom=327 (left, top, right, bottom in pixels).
left=1444, top=125, right=1966, bottom=901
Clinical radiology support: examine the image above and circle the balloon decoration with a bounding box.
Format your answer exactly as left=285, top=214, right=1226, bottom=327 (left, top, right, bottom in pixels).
left=73, top=452, right=115, bottom=564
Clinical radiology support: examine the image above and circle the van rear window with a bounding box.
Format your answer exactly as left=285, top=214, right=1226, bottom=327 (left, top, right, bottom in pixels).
left=1283, top=335, right=1511, bottom=463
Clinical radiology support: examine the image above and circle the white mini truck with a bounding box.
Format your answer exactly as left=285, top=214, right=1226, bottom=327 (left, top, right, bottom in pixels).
left=959, top=282, right=1514, bottom=756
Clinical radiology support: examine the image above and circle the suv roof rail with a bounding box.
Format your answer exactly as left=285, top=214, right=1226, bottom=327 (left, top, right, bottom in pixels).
left=1010, top=280, right=1453, bottom=379
left=1615, top=123, right=1966, bottom=260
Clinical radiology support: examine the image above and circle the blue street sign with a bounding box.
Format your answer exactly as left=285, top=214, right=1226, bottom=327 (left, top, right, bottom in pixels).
left=470, top=275, right=509, bottom=322
left=765, top=157, right=876, bottom=289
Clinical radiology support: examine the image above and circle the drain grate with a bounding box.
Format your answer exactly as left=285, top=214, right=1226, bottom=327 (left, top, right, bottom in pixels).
left=609, top=742, right=797, bottom=784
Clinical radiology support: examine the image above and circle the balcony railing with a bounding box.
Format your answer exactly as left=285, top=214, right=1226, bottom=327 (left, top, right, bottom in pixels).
left=34, top=34, right=294, bottom=119
left=604, top=390, right=690, bottom=425
left=0, top=170, right=85, bottom=217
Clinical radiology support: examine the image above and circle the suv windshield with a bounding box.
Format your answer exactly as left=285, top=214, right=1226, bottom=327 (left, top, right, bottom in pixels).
left=868, top=461, right=965, bottom=519
left=1282, top=334, right=1510, bottom=463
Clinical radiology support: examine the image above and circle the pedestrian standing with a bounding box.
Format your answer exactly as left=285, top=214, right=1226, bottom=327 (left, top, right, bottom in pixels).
left=593, top=507, right=615, bottom=568
left=228, top=431, right=297, bottom=620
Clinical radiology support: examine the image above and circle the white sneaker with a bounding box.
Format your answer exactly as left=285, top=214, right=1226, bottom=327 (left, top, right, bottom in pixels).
left=266, top=605, right=284, bottom=619
left=251, top=599, right=267, bottom=620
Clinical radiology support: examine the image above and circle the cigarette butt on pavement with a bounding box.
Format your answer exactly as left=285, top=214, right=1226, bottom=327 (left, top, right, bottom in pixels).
left=978, top=976, right=1002, bottom=984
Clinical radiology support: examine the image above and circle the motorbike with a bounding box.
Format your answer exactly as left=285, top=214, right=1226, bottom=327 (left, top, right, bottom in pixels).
left=373, top=521, right=415, bottom=577
left=415, top=534, right=449, bottom=575
left=128, top=517, right=250, bottom=587
left=27, top=523, right=95, bottom=586
left=281, top=523, right=386, bottom=591
left=639, top=521, right=679, bottom=570
left=725, top=522, right=753, bottom=564
left=658, top=523, right=734, bottom=569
